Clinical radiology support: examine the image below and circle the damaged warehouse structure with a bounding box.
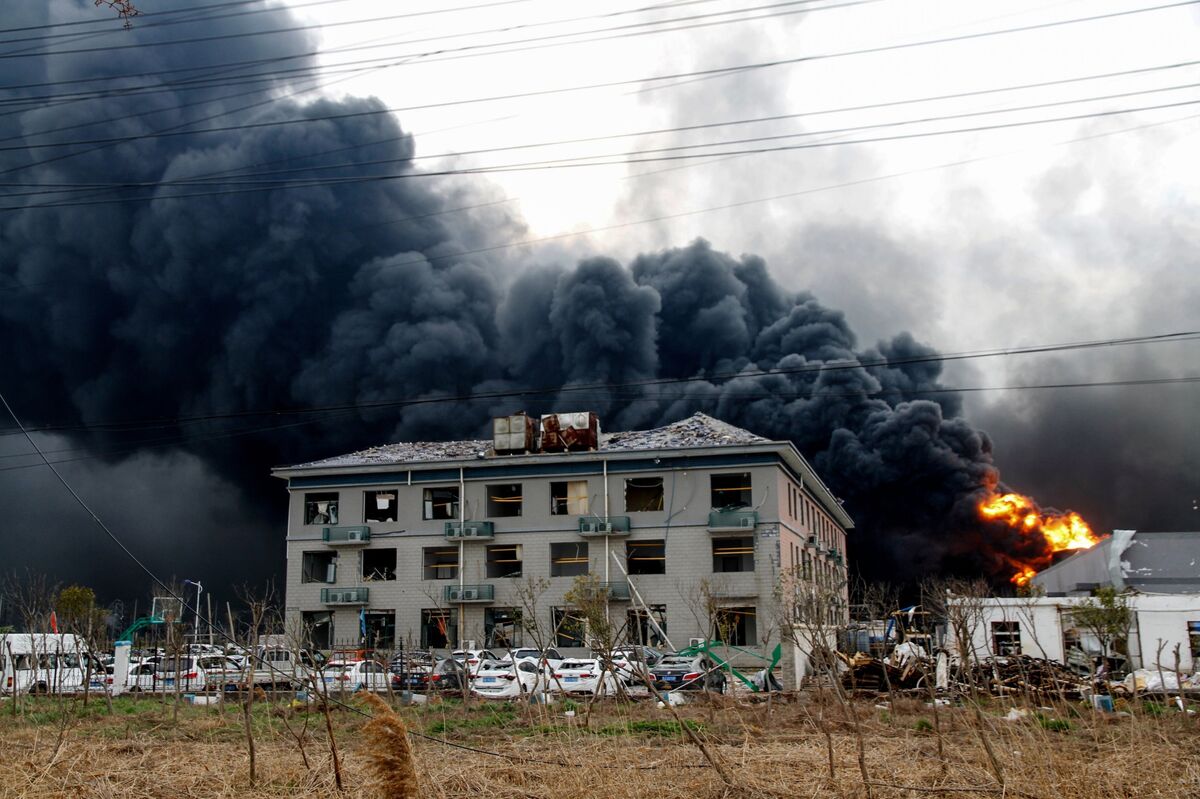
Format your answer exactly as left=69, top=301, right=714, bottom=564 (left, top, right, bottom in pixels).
left=274, top=412, right=853, bottom=681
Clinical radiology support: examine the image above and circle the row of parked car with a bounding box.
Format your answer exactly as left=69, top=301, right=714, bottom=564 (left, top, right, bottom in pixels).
left=370, top=645, right=728, bottom=698
left=3, top=634, right=729, bottom=698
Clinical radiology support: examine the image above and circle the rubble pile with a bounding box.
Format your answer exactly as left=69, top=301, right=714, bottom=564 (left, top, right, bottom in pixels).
left=957, top=656, right=1088, bottom=699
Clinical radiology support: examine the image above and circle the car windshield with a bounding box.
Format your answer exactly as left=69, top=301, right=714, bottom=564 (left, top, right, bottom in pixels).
left=559, top=661, right=596, bottom=670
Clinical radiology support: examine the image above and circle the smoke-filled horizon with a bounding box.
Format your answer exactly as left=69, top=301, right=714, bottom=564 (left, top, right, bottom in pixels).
left=1, top=1, right=1196, bottom=610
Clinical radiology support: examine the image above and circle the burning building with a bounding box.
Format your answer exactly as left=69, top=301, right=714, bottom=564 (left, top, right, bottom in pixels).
left=976, top=489, right=1103, bottom=586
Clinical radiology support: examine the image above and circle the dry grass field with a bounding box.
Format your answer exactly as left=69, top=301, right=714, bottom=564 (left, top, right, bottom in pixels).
left=1, top=692, right=1197, bottom=798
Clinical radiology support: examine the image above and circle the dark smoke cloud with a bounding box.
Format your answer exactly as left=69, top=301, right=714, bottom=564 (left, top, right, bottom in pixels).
left=2, top=1, right=1126, bottom=604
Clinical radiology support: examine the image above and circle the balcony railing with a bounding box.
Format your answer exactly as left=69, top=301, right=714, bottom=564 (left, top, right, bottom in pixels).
left=577, top=516, right=632, bottom=536
left=707, top=509, right=758, bottom=532
left=322, top=526, right=371, bottom=545
left=444, top=584, right=495, bottom=603
left=321, top=587, right=369, bottom=605
left=444, top=521, right=495, bottom=540
left=601, top=581, right=632, bottom=600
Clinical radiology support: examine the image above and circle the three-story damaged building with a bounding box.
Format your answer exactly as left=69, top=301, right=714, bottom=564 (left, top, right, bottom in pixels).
left=273, top=412, right=852, bottom=660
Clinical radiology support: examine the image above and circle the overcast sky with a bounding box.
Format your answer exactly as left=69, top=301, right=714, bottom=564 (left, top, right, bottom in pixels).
left=1, top=0, right=1197, bottom=607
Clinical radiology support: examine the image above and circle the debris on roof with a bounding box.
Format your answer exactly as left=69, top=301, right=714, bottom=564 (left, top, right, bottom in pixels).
left=288, top=412, right=770, bottom=470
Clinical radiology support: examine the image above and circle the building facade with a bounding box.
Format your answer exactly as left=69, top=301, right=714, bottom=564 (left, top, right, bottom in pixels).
left=273, top=413, right=853, bottom=663
left=950, top=594, right=1200, bottom=674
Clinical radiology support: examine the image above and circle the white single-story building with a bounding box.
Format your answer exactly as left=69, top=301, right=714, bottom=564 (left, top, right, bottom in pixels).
left=948, top=593, right=1200, bottom=674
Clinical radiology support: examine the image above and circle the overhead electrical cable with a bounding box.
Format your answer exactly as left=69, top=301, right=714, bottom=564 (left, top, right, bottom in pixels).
left=4, top=96, right=1200, bottom=209
left=0, top=1, right=1191, bottom=103
left=0, top=0, right=846, bottom=59
left=2, top=330, right=1194, bottom=438
left=1, top=374, right=1196, bottom=472
left=6, top=78, right=1200, bottom=197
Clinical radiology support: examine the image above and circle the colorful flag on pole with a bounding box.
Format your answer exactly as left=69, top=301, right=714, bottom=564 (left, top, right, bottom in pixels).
left=49, top=611, right=58, bottom=633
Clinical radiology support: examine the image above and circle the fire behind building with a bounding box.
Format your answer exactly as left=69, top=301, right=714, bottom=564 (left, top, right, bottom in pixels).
left=273, top=412, right=852, bottom=660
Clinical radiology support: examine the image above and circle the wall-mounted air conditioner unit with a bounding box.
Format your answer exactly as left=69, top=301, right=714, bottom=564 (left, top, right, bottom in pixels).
left=688, top=637, right=705, bottom=647
left=347, top=529, right=364, bottom=541
left=740, top=516, right=755, bottom=529
left=581, top=522, right=597, bottom=533
left=597, top=522, right=613, bottom=534
left=460, top=588, right=479, bottom=601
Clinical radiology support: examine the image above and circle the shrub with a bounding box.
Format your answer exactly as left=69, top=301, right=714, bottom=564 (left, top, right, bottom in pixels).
left=913, top=718, right=934, bottom=734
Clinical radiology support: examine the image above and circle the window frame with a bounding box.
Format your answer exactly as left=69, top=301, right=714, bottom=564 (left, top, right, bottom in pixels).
left=550, top=480, right=590, bottom=515
left=486, top=483, right=523, bottom=518
left=711, top=536, right=755, bottom=573
left=626, top=539, right=666, bottom=575
left=364, top=489, right=399, bottom=523
left=624, top=477, right=665, bottom=513
left=423, top=486, right=460, bottom=520
left=550, top=541, right=589, bottom=578
left=710, top=472, right=752, bottom=509
left=303, top=492, right=340, bottom=525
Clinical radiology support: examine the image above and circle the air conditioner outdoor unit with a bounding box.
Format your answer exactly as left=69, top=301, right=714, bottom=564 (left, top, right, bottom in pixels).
left=329, top=591, right=344, bottom=603
left=688, top=637, right=705, bottom=647
left=597, top=522, right=613, bottom=533
left=347, top=529, right=364, bottom=541
left=581, top=522, right=597, bottom=533
left=460, top=588, right=479, bottom=601
left=740, top=516, right=755, bottom=529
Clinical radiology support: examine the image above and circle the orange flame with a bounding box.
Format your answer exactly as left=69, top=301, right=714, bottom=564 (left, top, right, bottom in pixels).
left=978, top=492, right=1101, bottom=585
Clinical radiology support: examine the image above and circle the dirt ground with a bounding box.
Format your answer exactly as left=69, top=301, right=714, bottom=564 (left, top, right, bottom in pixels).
left=1, top=691, right=1197, bottom=798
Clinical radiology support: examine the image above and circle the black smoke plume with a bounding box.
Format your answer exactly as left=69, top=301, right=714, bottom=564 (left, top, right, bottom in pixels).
left=1, top=1, right=1044, bottom=600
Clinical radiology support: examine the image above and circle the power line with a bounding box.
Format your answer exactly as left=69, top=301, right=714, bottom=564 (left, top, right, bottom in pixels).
left=3, top=331, right=1194, bottom=439
left=8, top=78, right=1200, bottom=197
left=0, top=0, right=838, bottom=59
left=1, top=1, right=1191, bottom=105
left=0, top=0, right=530, bottom=37
left=0, top=374, right=1196, bottom=473
left=5, top=95, right=1199, bottom=210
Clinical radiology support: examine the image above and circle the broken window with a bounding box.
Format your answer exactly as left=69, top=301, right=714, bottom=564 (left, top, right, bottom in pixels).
left=304, top=492, right=339, bottom=525
left=485, top=544, right=522, bottom=578
left=421, top=609, right=457, bottom=649
left=713, top=606, right=757, bottom=646
left=626, top=540, right=665, bottom=575
left=711, top=472, right=752, bottom=509
left=485, top=607, right=524, bottom=648
left=550, top=480, right=590, bottom=515
left=624, top=477, right=664, bottom=512
left=486, top=483, right=523, bottom=517
left=365, top=611, right=396, bottom=649
left=364, top=489, right=398, bottom=523
left=362, top=548, right=397, bottom=581
left=991, top=621, right=1022, bottom=656
left=550, top=542, right=589, bottom=577
left=423, top=486, right=459, bottom=520
left=712, top=536, right=755, bottom=573
left=552, top=607, right=586, bottom=648
left=422, top=546, right=459, bottom=580
left=301, top=551, right=336, bottom=584
left=627, top=605, right=668, bottom=648
left=301, top=611, right=333, bottom=650
left=1189, top=621, right=1200, bottom=660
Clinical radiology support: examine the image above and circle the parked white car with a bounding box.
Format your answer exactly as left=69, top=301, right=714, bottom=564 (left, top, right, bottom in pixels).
left=471, top=659, right=551, bottom=699
left=605, top=647, right=662, bottom=685
left=451, top=649, right=501, bottom=675
left=321, top=660, right=390, bottom=692
left=501, top=647, right=564, bottom=669
left=551, top=659, right=620, bottom=696
left=128, top=656, right=209, bottom=693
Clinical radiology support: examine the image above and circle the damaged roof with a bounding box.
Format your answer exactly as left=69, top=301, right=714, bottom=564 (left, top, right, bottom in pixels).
left=1033, top=530, right=1200, bottom=595
left=288, top=412, right=770, bottom=470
